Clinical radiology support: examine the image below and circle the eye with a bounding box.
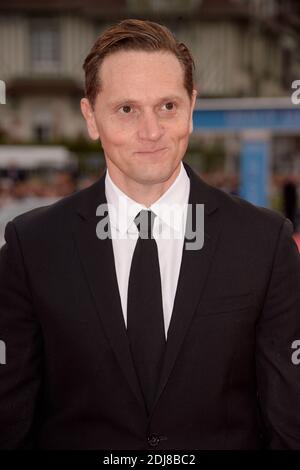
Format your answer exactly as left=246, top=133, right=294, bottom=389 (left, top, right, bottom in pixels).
left=162, top=102, right=175, bottom=111
left=120, top=105, right=132, bottom=114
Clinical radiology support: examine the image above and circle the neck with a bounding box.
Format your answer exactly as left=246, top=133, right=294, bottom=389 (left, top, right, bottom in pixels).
left=106, top=162, right=181, bottom=207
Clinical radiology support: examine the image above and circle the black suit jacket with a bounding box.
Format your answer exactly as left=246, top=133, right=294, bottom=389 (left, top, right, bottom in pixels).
left=0, top=162, right=300, bottom=449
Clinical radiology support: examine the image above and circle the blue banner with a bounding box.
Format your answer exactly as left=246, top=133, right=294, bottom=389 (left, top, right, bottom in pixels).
left=193, top=108, right=300, bottom=131
left=240, top=139, right=269, bottom=208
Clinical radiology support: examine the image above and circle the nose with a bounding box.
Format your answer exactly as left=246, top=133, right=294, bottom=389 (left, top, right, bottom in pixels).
left=137, top=109, right=164, bottom=141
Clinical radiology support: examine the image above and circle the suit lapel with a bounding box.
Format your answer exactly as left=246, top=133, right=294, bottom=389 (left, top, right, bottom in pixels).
left=72, top=171, right=147, bottom=413
left=149, top=162, right=222, bottom=417
left=72, top=163, right=222, bottom=419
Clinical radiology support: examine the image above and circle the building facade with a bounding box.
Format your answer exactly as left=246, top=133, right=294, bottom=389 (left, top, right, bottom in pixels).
left=0, top=0, right=300, bottom=142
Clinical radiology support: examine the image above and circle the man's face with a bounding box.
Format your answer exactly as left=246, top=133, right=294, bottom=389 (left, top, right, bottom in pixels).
left=81, top=50, right=197, bottom=186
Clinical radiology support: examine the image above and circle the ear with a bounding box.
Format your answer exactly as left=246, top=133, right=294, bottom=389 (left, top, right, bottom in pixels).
left=80, top=98, right=99, bottom=140
left=189, top=89, right=197, bottom=134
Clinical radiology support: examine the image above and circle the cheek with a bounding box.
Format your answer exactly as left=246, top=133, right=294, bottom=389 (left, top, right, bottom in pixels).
left=98, top=121, right=134, bottom=149
left=168, top=119, right=190, bottom=143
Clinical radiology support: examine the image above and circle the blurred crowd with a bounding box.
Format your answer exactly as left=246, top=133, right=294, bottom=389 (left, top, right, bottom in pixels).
left=0, top=167, right=299, bottom=241
left=0, top=166, right=241, bottom=210
left=0, top=170, right=99, bottom=209
left=0, top=168, right=100, bottom=246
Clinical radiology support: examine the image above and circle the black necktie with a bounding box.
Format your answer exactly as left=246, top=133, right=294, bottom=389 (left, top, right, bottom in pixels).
left=127, top=209, right=166, bottom=415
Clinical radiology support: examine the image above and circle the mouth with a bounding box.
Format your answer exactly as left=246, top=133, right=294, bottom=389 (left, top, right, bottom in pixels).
left=135, top=147, right=167, bottom=155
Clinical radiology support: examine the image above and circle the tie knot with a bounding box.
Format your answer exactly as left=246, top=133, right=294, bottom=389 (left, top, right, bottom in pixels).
left=134, top=210, right=156, bottom=239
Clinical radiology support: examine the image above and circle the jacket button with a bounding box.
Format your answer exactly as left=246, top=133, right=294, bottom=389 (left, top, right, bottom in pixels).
left=147, top=434, right=160, bottom=447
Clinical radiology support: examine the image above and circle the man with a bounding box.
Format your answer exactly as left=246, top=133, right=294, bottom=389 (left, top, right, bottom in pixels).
left=0, top=19, right=300, bottom=450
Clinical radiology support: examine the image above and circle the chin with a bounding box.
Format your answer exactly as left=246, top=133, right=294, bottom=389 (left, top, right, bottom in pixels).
left=136, top=167, right=175, bottom=185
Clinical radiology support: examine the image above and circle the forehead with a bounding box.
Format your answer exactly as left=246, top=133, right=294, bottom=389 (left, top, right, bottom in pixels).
left=97, top=50, right=186, bottom=100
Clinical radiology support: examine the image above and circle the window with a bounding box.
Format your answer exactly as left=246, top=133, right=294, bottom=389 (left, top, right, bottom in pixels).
left=32, top=110, right=53, bottom=142
left=30, top=19, right=60, bottom=73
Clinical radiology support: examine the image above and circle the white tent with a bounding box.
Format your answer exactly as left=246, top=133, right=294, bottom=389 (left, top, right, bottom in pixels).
left=0, top=145, right=75, bottom=169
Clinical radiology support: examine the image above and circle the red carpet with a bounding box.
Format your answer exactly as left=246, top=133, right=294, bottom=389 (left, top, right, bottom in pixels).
left=294, top=233, right=300, bottom=251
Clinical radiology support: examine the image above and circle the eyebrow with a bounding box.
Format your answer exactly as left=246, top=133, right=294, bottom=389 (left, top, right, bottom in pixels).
left=108, top=95, right=184, bottom=108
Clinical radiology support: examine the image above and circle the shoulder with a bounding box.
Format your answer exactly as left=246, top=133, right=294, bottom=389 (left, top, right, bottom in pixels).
left=12, top=179, right=99, bottom=226
left=5, top=179, right=101, bottom=244
left=187, top=164, right=286, bottom=235
left=219, top=188, right=285, bottom=228
left=206, top=180, right=284, bottom=225
left=197, top=179, right=290, bottom=248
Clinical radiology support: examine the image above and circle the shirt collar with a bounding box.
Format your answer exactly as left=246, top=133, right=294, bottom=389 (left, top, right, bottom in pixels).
left=105, top=161, right=190, bottom=235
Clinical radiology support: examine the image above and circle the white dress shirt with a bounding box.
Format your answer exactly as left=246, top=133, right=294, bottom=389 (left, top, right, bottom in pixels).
left=105, top=161, right=190, bottom=339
